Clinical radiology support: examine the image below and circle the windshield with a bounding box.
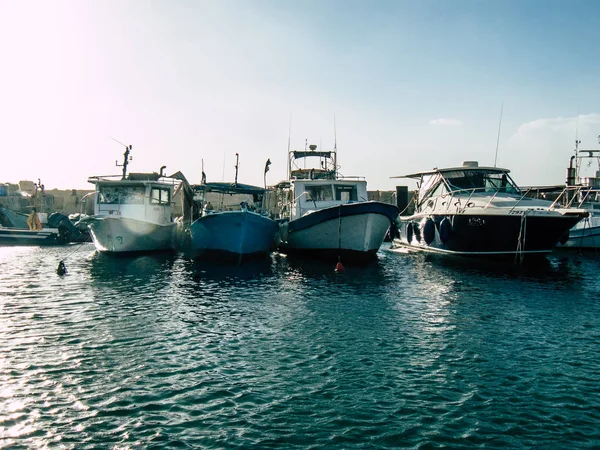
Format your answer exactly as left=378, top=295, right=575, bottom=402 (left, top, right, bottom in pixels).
left=443, top=170, right=520, bottom=195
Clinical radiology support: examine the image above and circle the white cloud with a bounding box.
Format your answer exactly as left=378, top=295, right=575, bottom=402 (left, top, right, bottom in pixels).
left=429, top=118, right=463, bottom=126
left=502, top=113, right=600, bottom=186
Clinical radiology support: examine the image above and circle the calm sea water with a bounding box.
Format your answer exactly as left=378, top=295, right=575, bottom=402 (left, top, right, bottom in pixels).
left=1, top=243, right=600, bottom=449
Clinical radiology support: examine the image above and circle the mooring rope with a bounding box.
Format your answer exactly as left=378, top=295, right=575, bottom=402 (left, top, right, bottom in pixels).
left=515, top=212, right=527, bottom=264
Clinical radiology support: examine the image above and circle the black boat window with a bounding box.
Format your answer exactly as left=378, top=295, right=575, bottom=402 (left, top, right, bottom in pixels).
left=483, top=172, right=520, bottom=194
left=444, top=170, right=520, bottom=194
left=334, top=185, right=358, bottom=202
left=446, top=171, right=485, bottom=191
left=98, top=185, right=145, bottom=205
left=150, top=187, right=171, bottom=205
left=306, top=185, right=334, bottom=202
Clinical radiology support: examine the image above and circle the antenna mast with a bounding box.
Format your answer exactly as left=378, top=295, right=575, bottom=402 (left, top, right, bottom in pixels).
left=116, top=144, right=132, bottom=180
left=333, top=113, right=338, bottom=177
left=287, top=113, right=292, bottom=180
left=493, top=102, right=503, bottom=167
left=334, top=113, right=337, bottom=151
left=234, top=153, right=239, bottom=187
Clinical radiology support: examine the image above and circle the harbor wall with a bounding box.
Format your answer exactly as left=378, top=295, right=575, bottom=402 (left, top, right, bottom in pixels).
left=0, top=181, right=93, bottom=216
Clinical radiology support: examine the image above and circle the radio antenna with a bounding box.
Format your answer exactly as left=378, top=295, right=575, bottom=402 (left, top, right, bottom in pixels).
left=493, top=101, right=504, bottom=167
left=334, top=112, right=337, bottom=151
left=287, top=113, right=292, bottom=180
left=109, top=136, right=128, bottom=148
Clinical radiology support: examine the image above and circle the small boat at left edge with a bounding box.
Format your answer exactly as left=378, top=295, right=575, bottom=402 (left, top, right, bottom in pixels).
left=0, top=206, right=87, bottom=246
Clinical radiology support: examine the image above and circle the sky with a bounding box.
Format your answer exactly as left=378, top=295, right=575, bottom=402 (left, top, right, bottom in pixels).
left=1, top=0, right=600, bottom=192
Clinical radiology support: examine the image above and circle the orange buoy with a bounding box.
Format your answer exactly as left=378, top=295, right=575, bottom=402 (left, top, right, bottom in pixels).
left=335, top=260, right=345, bottom=273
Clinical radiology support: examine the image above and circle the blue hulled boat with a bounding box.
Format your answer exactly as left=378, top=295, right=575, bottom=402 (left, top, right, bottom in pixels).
left=189, top=180, right=278, bottom=262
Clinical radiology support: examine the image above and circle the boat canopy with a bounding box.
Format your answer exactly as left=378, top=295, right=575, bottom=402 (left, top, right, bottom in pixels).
left=391, top=166, right=511, bottom=179
left=192, top=182, right=266, bottom=196
left=292, top=150, right=333, bottom=160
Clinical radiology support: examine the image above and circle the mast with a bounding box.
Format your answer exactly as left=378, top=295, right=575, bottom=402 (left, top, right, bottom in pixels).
left=116, top=145, right=132, bottom=180
left=493, top=101, right=503, bottom=167
left=234, top=152, right=239, bottom=187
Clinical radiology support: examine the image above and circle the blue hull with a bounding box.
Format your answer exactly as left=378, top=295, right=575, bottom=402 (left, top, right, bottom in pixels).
left=190, top=210, right=278, bottom=260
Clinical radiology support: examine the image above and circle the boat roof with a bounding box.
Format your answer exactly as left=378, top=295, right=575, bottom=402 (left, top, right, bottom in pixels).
left=88, top=173, right=178, bottom=186
left=291, top=150, right=334, bottom=159
left=391, top=165, right=511, bottom=180
left=192, top=182, right=265, bottom=195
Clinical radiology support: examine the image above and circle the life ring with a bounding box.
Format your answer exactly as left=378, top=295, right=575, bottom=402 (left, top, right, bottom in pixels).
left=413, top=222, right=421, bottom=242
left=439, top=217, right=452, bottom=244
left=422, top=218, right=435, bottom=245
left=406, top=222, right=413, bottom=243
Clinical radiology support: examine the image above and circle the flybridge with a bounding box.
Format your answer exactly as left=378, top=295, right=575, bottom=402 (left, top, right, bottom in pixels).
left=288, top=144, right=338, bottom=181
left=292, top=151, right=334, bottom=159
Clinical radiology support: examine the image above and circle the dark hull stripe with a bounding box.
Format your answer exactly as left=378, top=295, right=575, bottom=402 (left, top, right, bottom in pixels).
left=288, top=202, right=398, bottom=233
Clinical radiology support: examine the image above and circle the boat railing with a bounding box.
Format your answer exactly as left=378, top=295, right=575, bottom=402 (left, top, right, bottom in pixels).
left=336, top=175, right=366, bottom=181
left=278, top=191, right=313, bottom=219
left=548, top=186, right=596, bottom=210
left=507, top=188, right=537, bottom=213
left=88, top=174, right=180, bottom=186
left=438, top=187, right=492, bottom=213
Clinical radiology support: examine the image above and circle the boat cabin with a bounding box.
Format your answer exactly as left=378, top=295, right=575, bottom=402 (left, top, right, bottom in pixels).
left=192, top=182, right=268, bottom=215
left=88, top=173, right=176, bottom=225
left=400, top=162, right=521, bottom=210
left=275, top=144, right=368, bottom=220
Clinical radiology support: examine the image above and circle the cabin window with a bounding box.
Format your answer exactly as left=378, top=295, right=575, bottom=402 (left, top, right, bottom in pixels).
left=446, top=172, right=485, bottom=191
left=98, top=186, right=145, bottom=204
left=306, top=185, right=333, bottom=202
left=150, top=187, right=171, bottom=205
left=334, top=185, right=358, bottom=202
left=483, top=173, right=519, bottom=194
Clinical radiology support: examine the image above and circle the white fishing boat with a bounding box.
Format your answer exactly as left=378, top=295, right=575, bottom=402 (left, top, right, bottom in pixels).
left=553, top=137, right=600, bottom=249
left=84, top=145, right=183, bottom=253
left=273, top=144, right=398, bottom=262
left=391, top=161, right=588, bottom=260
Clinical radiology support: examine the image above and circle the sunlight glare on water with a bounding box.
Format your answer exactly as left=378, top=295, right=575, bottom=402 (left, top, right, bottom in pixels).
left=1, top=244, right=600, bottom=448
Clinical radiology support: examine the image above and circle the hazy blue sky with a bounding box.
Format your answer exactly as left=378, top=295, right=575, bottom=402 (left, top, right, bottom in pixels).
left=1, top=0, right=599, bottom=191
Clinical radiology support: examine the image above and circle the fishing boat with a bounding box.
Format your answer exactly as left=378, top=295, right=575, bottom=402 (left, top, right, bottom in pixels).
left=189, top=154, right=279, bottom=261
left=273, top=144, right=398, bottom=262
left=84, top=145, right=183, bottom=253
left=391, top=161, right=588, bottom=260
left=552, top=137, right=600, bottom=249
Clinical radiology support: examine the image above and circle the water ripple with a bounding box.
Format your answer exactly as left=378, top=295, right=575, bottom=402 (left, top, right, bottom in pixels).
left=1, top=246, right=600, bottom=447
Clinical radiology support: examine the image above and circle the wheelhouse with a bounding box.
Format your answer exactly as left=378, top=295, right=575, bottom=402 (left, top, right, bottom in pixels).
left=402, top=166, right=521, bottom=209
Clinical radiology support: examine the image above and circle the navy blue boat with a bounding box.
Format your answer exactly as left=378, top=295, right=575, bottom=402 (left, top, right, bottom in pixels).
left=391, top=161, right=588, bottom=260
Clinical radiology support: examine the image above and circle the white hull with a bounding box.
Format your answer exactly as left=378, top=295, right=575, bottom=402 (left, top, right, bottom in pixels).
left=560, top=215, right=600, bottom=249
left=280, top=212, right=391, bottom=253
left=88, top=216, right=179, bottom=253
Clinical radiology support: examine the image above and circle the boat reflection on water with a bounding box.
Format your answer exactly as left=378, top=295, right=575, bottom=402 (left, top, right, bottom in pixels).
left=88, top=251, right=177, bottom=284
left=180, top=256, right=275, bottom=284
left=393, top=246, right=588, bottom=289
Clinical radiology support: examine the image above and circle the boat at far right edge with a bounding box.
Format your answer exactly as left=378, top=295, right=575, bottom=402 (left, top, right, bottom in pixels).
left=391, top=160, right=588, bottom=261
